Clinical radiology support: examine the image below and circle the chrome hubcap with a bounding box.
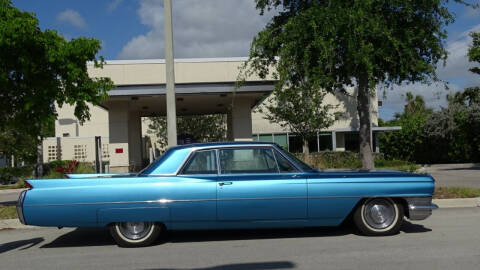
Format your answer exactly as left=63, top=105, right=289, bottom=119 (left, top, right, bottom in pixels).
left=118, top=222, right=152, bottom=240
left=363, top=199, right=396, bottom=229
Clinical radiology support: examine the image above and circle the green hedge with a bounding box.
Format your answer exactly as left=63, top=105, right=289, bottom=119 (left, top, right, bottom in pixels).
left=294, top=151, right=419, bottom=172
left=0, top=166, right=32, bottom=185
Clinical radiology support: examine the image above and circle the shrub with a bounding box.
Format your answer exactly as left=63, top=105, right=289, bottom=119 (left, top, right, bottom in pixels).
left=0, top=166, right=32, bottom=185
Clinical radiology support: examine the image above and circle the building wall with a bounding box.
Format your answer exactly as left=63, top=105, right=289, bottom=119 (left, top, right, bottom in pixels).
left=252, top=88, right=379, bottom=135
left=55, top=103, right=109, bottom=138
left=87, top=58, right=274, bottom=85
left=49, top=58, right=381, bottom=163
left=43, top=137, right=110, bottom=163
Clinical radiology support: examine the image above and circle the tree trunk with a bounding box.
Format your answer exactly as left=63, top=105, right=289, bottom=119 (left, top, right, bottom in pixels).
left=357, top=75, right=375, bottom=170
left=302, top=137, right=310, bottom=155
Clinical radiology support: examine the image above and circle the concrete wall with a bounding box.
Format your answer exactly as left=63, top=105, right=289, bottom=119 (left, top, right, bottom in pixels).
left=87, top=58, right=274, bottom=86
left=55, top=103, right=109, bottom=138
left=43, top=137, right=109, bottom=163
left=252, top=88, right=379, bottom=134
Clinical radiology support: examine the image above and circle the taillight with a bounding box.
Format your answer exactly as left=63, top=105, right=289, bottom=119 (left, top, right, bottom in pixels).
left=24, top=180, right=33, bottom=190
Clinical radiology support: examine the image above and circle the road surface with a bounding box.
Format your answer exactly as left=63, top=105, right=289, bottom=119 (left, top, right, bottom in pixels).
left=1, top=207, right=479, bottom=270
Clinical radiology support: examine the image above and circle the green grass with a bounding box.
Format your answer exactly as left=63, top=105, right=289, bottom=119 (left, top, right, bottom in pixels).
left=434, top=186, right=480, bottom=199
left=0, top=206, right=18, bottom=220
left=374, top=159, right=421, bottom=172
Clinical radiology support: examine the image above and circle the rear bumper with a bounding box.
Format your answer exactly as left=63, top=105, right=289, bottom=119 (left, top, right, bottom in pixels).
left=406, top=197, right=438, bottom=220
left=16, top=190, right=27, bottom=225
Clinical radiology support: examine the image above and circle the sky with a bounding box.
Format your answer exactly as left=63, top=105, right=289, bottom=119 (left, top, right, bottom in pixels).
left=11, top=0, right=480, bottom=120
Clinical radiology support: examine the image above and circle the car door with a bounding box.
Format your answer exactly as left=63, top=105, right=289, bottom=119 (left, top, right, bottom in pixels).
left=169, top=149, right=218, bottom=222
left=216, top=147, right=307, bottom=221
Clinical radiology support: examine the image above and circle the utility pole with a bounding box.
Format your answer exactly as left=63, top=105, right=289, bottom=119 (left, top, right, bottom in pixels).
left=164, top=0, right=177, bottom=146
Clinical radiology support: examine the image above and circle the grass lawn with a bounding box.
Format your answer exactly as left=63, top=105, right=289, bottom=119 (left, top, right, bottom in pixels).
left=434, top=186, right=480, bottom=199
left=0, top=206, right=18, bottom=219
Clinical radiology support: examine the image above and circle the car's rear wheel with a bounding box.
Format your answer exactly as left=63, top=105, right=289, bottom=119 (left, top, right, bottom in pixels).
left=353, top=198, right=404, bottom=236
left=110, top=222, right=161, bottom=247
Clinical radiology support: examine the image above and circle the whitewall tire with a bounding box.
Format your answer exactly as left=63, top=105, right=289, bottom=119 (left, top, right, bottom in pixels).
left=110, top=222, right=161, bottom=247
left=353, top=198, right=404, bottom=236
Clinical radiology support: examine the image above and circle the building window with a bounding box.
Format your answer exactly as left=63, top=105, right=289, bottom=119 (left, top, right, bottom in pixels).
left=74, top=145, right=87, bottom=160
left=319, top=132, right=333, bottom=151
left=345, top=132, right=360, bottom=152
left=47, top=145, right=58, bottom=161
left=102, top=144, right=110, bottom=159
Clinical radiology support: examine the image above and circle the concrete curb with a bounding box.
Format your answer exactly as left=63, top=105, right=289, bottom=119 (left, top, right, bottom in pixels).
left=1, top=198, right=479, bottom=230
left=0, top=219, right=41, bottom=230
left=433, top=197, right=480, bottom=208
left=0, top=188, right=26, bottom=195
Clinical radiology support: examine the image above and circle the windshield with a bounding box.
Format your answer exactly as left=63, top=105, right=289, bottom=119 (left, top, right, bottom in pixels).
left=282, top=150, right=316, bottom=172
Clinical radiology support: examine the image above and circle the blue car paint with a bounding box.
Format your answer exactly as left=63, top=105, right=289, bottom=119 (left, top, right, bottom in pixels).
left=20, top=142, right=436, bottom=230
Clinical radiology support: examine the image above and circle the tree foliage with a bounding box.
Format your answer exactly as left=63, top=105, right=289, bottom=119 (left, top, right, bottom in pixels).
left=147, top=115, right=227, bottom=150
left=260, top=86, right=335, bottom=154
left=381, top=88, right=480, bottom=164
left=0, top=0, right=114, bottom=162
left=379, top=93, right=432, bottom=162
left=246, top=0, right=469, bottom=169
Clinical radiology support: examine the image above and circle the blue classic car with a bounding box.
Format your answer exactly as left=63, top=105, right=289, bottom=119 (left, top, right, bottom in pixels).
left=17, top=142, right=438, bottom=247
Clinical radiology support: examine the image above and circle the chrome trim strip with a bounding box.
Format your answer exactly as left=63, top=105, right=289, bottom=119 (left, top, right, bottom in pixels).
left=16, top=190, right=27, bottom=225
left=24, top=195, right=432, bottom=207
left=409, top=204, right=439, bottom=211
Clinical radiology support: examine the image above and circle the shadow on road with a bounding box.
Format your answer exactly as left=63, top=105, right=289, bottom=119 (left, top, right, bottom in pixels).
left=40, top=226, right=352, bottom=248
left=41, top=227, right=114, bottom=248
left=0, top=237, right=44, bottom=254
left=36, top=220, right=432, bottom=248
left=141, top=261, right=296, bottom=270
left=400, top=220, right=432, bottom=233
left=164, top=226, right=352, bottom=244
left=437, top=166, right=480, bottom=171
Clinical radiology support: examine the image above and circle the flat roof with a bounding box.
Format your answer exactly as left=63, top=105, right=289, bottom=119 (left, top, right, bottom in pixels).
left=88, top=57, right=250, bottom=66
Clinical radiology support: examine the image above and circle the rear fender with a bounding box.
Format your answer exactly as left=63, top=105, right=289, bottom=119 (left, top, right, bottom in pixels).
left=97, top=206, right=170, bottom=226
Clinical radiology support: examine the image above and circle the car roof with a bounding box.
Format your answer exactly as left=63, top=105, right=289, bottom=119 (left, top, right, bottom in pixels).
left=169, top=141, right=276, bottom=151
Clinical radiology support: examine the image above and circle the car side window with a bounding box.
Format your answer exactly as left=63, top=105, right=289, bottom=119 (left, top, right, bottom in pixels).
left=274, top=150, right=298, bottom=173
left=219, top=148, right=278, bottom=174
left=182, top=150, right=217, bottom=175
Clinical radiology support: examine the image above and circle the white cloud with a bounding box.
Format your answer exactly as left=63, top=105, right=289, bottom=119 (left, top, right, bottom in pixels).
left=118, top=0, right=275, bottom=59
left=437, top=24, right=480, bottom=88
left=107, top=0, right=123, bottom=13
left=380, top=24, right=480, bottom=119
left=56, top=9, right=87, bottom=29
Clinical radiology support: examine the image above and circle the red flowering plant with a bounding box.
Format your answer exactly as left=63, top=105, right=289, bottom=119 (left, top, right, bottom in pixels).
left=55, top=160, right=79, bottom=174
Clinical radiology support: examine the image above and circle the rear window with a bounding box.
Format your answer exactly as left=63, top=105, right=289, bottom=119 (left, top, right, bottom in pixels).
left=219, top=148, right=278, bottom=174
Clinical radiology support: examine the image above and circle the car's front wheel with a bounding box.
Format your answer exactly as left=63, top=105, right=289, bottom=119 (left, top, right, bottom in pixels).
left=110, top=222, right=161, bottom=247
left=353, top=198, right=404, bottom=236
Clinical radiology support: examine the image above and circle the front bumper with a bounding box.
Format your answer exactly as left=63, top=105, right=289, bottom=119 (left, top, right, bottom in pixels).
left=16, top=190, right=27, bottom=225
left=406, top=197, right=438, bottom=220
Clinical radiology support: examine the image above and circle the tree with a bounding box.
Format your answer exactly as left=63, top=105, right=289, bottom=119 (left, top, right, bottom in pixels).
left=468, top=32, right=480, bottom=76
left=380, top=93, right=432, bottom=163
left=260, top=86, right=335, bottom=154
left=246, top=0, right=470, bottom=169
left=0, top=0, right=114, bottom=163
left=147, top=115, right=226, bottom=150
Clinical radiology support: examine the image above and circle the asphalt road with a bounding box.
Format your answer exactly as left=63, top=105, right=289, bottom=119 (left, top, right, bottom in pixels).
left=1, top=207, right=479, bottom=270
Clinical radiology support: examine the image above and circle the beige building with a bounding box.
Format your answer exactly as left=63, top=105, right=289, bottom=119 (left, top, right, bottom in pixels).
left=47, top=57, right=392, bottom=172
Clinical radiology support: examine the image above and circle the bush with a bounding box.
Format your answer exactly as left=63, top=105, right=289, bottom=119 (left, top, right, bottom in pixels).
left=43, top=160, right=95, bottom=178
left=0, top=166, right=32, bottom=185
left=295, top=151, right=385, bottom=169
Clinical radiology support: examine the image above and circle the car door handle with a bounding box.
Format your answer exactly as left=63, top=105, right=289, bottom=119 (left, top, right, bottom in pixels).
left=219, top=182, right=233, bottom=186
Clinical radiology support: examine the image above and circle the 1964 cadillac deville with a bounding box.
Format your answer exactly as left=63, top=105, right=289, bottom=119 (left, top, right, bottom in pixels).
left=17, top=142, right=438, bottom=247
